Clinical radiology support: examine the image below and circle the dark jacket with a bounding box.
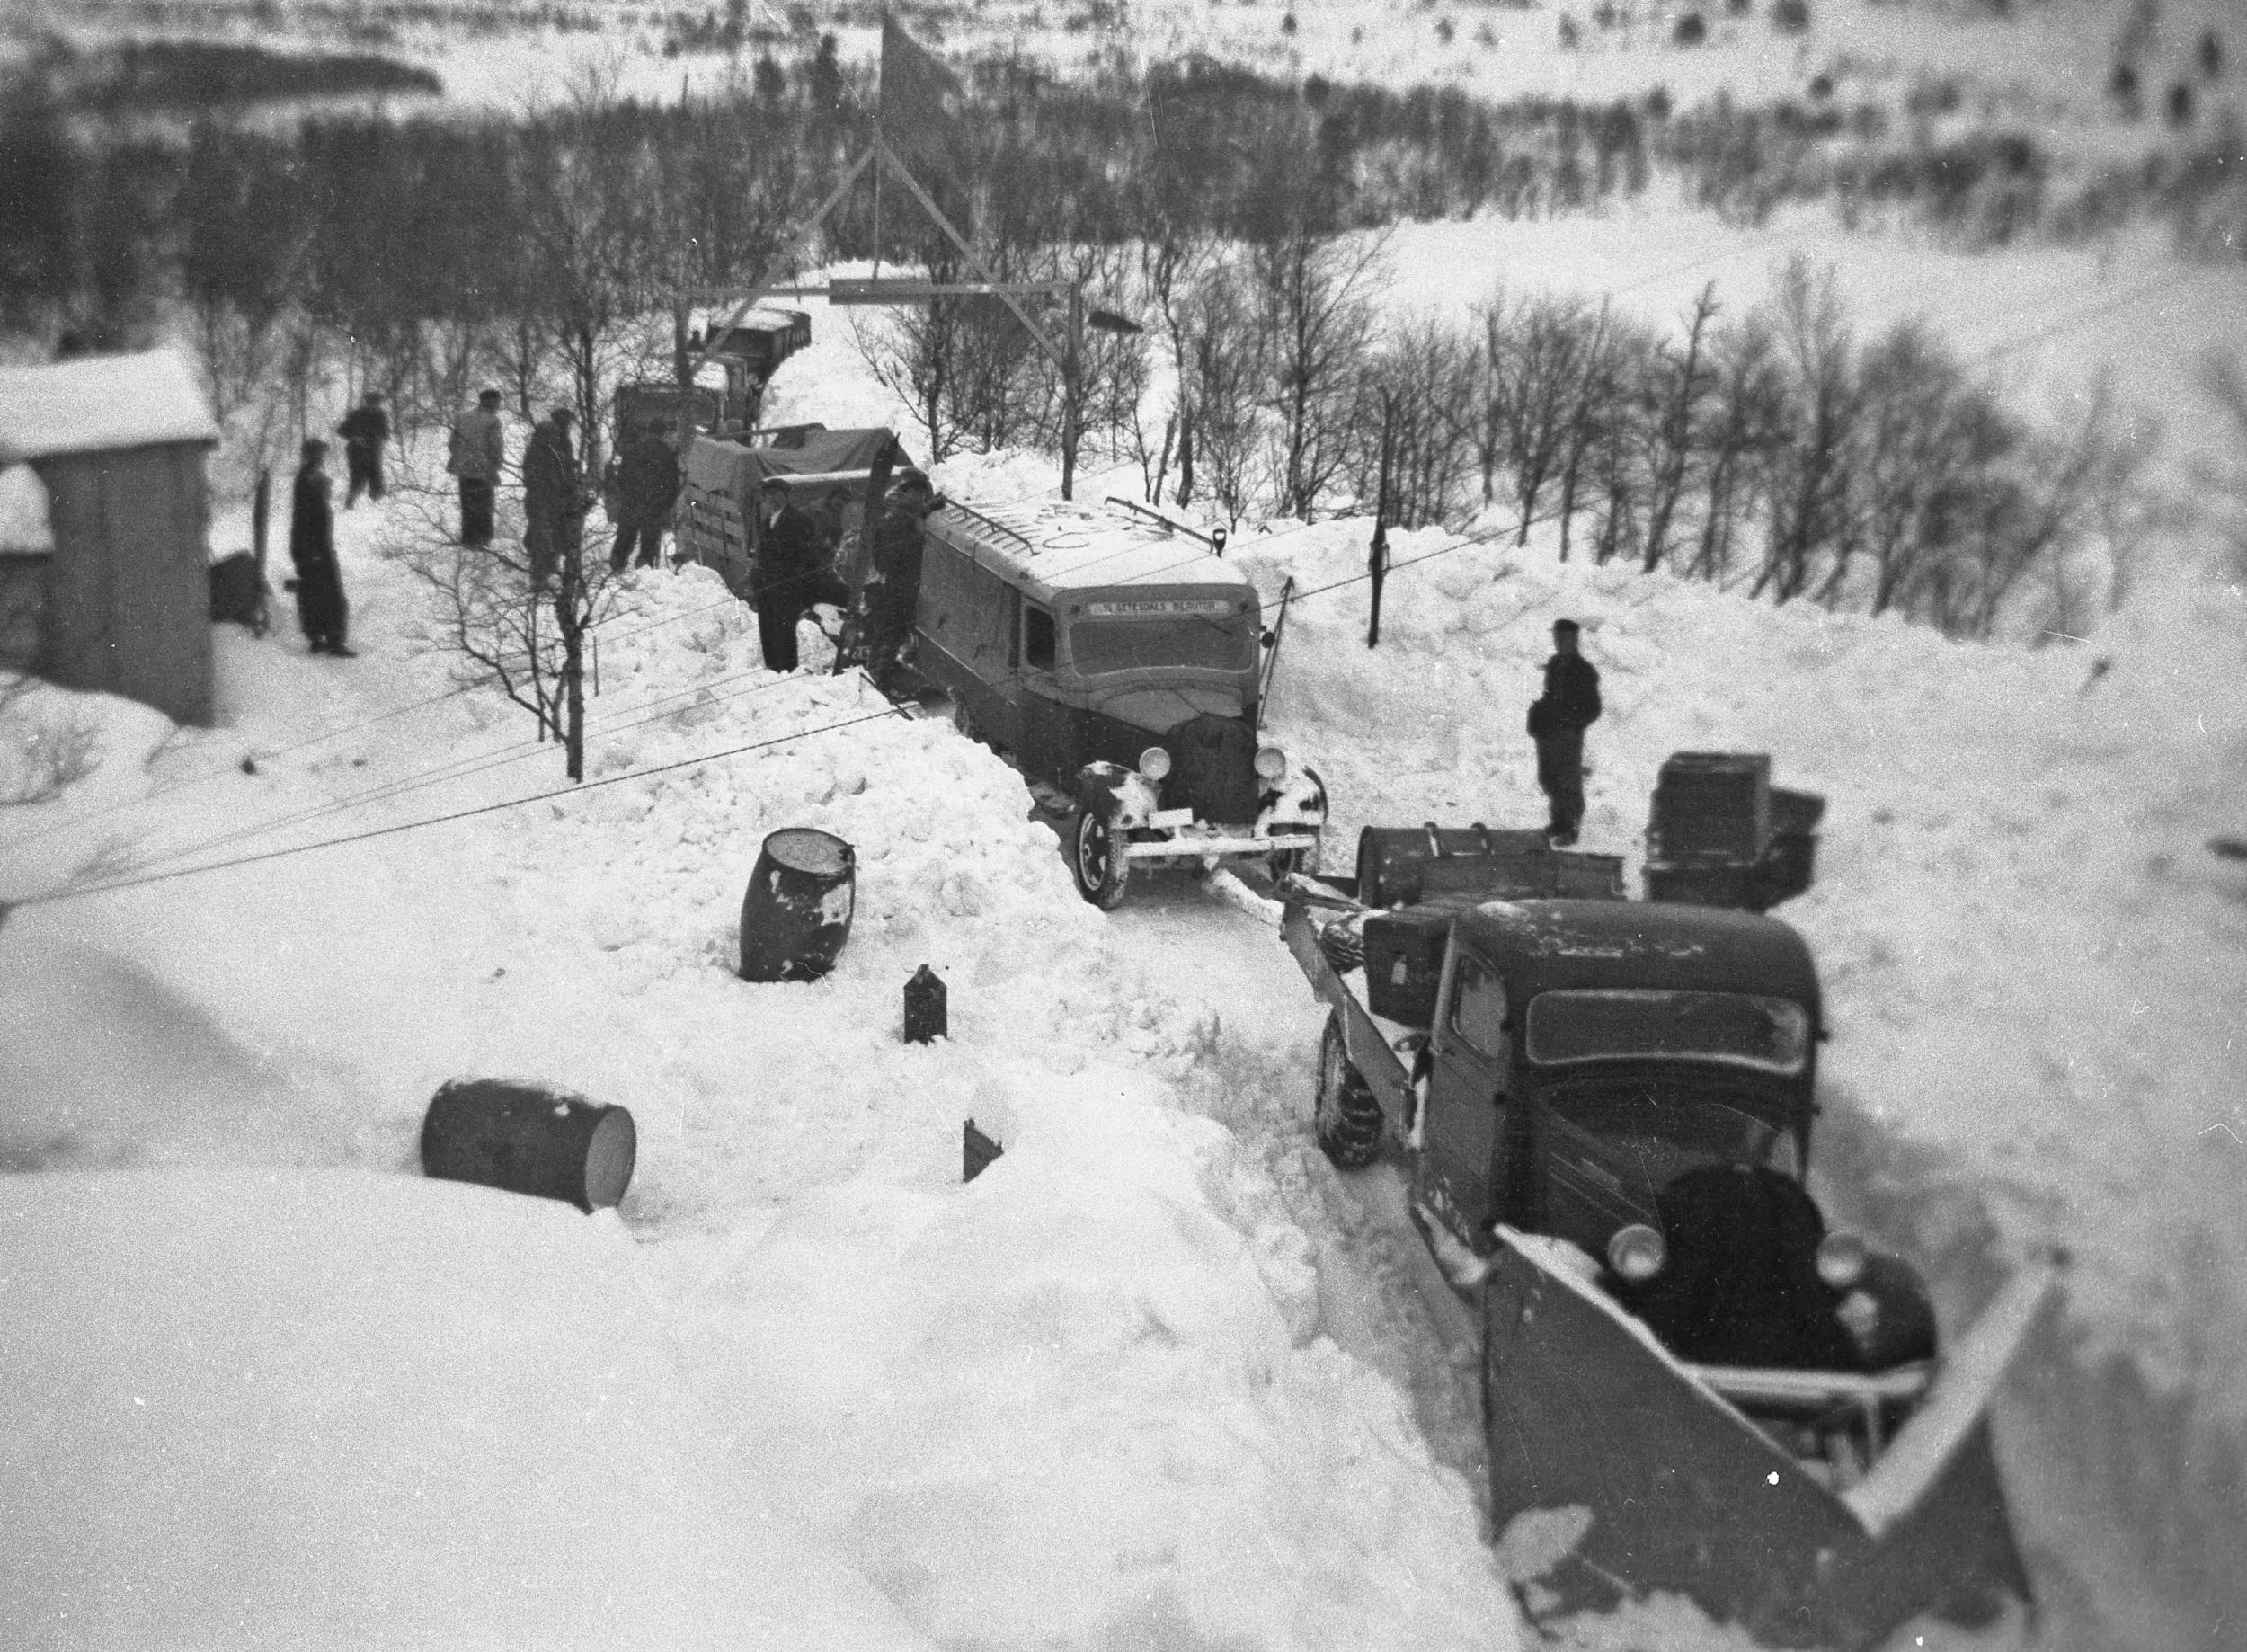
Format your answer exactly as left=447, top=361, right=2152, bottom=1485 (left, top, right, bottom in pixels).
left=290, top=463, right=346, bottom=639
left=605, top=432, right=680, bottom=529
left=524, top=420, right=580, bottom=520
left=871, top=502, right=926, bottom=612
left=337, top=404, right=389, bottom=451
left=289, top=465, right=334, bottom=571
left=754, top=502, right=824, bottom=602
left=1529, top=652, right=1602, bottom=740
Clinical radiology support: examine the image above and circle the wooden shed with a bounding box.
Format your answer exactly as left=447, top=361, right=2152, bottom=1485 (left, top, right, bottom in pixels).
left=0, top=349, right=221, bottom=725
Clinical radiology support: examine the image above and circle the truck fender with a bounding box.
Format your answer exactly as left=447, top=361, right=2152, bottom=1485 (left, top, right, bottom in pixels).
left=1258, top=763, right=1329, bottom=831
left=1075, top=761, right=1160, bottom=830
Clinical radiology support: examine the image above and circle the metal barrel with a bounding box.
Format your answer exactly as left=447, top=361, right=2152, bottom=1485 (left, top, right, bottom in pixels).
left=419, top=1078, right=636, bottom=1213
left=739, top=828, right=857, bottom=982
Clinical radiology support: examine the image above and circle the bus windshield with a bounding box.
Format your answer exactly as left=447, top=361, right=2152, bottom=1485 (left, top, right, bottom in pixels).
left=1524, top=989, right=1811, bottom=1075
left=1068, top=600, right=1256, bottom=675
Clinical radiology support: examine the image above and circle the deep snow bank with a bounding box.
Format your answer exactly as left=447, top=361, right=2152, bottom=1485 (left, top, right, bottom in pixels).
left=1, top=535, right=1525, bottom=1649
left=0, top=1167, right=932, bottom=1652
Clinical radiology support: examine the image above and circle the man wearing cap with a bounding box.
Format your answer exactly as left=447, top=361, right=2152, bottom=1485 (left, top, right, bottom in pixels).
left=753, top=475, right=822, bottom=671
left=522, top=406, right=582, bottom=590
left=448, top=387, right=506, bottom=547
left=866, top=470, right=938, bottom=692
left=289, top=439, right=353, bottom=656
left=1527, top=617, right=1602, bottom=846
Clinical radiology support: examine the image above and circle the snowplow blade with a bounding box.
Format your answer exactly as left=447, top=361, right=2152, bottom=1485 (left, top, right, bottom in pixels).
left=1482, top=1232, right=2049, bottom=1650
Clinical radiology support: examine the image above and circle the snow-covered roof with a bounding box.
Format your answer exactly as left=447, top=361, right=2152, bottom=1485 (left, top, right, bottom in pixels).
left=930, top=498, right=1247, bottom=600
left=0, top=348, right=220, bottom=463
left=0, top=463, right=54, bottom=555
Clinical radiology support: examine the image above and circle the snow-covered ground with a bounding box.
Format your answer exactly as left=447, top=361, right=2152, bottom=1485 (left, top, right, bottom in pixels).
left=6, top=83, right=2247, bottom=1652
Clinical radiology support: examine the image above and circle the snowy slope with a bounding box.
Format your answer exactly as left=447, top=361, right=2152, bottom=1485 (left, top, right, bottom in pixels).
left=4, top=210, right=2243, bottom=1652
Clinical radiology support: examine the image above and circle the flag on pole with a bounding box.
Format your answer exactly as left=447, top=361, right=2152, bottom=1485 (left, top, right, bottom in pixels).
left=880, top=14, right=962, bottom=173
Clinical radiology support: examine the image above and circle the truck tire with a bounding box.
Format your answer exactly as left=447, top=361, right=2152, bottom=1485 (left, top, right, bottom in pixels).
left=1070, top=804, right=1132, bottom=910
left=1315, top=1014, right=1383, bottom=1169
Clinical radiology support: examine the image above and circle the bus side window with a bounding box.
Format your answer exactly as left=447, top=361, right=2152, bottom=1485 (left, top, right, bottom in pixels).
left=1450, top=953, right=1510, bottom=1066
left=1025, top=605, right=1057, bottom=671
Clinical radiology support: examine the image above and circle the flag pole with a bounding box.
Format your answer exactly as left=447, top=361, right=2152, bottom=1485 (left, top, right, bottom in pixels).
left=871, top=35, right=884, bottom=279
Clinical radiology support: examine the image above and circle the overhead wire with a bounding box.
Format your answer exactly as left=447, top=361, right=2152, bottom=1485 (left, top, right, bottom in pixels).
left=12, top=703, right=908, bottom=911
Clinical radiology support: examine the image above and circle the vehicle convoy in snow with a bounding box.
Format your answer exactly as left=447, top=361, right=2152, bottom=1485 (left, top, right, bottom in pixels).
left=910, top=496, right=1327, bottom=908
left=1283, top=768, right=2054, bottom=1649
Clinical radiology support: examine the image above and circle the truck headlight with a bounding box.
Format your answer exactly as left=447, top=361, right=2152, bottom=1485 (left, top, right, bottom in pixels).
left=1607, top=1222, right=1666, bottom=1283
left=1254, top=746, right=1288, bottom=781
left=1138, top=746, right=1172, bottom=781
left=1816, top=1231, right=1869, bottom=1290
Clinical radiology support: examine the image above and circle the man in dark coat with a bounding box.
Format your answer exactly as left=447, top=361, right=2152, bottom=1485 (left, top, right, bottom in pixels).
left=448, top=387, right=506, bottom=547
left=753, top=475, right=822, bottom=672
left=604, top=420, right=680, bottom=573
left=866, top=470, right=937, bottom=691
left=336, top=390, right=389, bottom=508
left=289, top=439, right=353, bottom=656
left=522, top=406, right=582, bottom=590
left=1528, top=617, right=1601, bottom=844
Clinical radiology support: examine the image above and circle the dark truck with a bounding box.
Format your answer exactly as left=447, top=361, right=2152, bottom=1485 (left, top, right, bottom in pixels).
left=1282, top=760, right=2053, bottom=1650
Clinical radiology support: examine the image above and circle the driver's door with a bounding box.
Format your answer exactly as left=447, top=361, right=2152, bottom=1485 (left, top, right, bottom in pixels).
left=1416, top=947, right=1512, bottom=1252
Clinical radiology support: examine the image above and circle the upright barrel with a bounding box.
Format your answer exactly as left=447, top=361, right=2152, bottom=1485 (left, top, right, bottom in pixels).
left=420, top=1079, right=636, bottom=1213
left=740, top=828, right=857, bottom=981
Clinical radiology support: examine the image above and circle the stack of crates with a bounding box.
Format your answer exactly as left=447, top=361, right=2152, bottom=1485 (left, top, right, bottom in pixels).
left=1644, top=752, right=1771, bottom=909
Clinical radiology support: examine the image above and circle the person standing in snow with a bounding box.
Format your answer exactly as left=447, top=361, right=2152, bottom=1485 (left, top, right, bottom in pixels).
left=602, top=419, right=680, bottom=573
left=448, top=387, right=506, bottom=548
left=522, top=406, right=582, bottom=591
left=1528, top=617, right=1600, bottom=845
left=753, top=475, right=822, bottom=673
left=866, top=470, right=937, bottom=692
left=335, top=389, right=389, bottom=508
left=289, top=439, right=353, bottom=657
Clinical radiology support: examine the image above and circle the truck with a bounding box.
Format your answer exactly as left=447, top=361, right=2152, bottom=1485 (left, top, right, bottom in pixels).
left=910, top=495, right=1328, bottom=908
left=1282, top=763, right=2052, bottom=1649
left=611, top=309, right=815, bottom=457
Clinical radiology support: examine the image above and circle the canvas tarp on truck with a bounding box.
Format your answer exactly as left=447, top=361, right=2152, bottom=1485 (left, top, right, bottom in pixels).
left=674, top=427, right=913, bottom=599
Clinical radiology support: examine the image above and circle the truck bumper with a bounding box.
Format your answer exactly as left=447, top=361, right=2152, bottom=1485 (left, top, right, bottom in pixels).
left=1122, top=827, right=1320, bottom=864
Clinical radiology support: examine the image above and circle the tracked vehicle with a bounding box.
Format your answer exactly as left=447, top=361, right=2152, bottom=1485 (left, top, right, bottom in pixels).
left=1283, top=765, right=2050, bottom=1648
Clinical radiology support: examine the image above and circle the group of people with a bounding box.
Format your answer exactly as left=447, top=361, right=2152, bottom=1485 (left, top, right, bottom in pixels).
left=748, top=467, right=938, bottom=683
left=287, top=389, right=690, bottom=660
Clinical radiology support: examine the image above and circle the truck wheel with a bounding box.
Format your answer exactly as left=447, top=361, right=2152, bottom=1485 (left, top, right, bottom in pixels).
left=1070, top=804, right=1132, bottom=910
left=1315, top=1015, right=1383, bottom=1169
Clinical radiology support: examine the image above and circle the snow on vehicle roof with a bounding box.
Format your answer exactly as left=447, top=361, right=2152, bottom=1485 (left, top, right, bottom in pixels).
left=1461, top=897, right=1819, bottom=1004
left=0, top=348, right=220, bottom=463
left=930, top=498, right=1248, bottom=600
left=694, top=306, right=807, bottom=337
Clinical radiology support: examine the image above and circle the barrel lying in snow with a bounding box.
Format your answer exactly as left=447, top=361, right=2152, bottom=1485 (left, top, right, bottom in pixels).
left=420, top=1079, right=637, bottom=1213
left=739, top=828, right=857, bottom=982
